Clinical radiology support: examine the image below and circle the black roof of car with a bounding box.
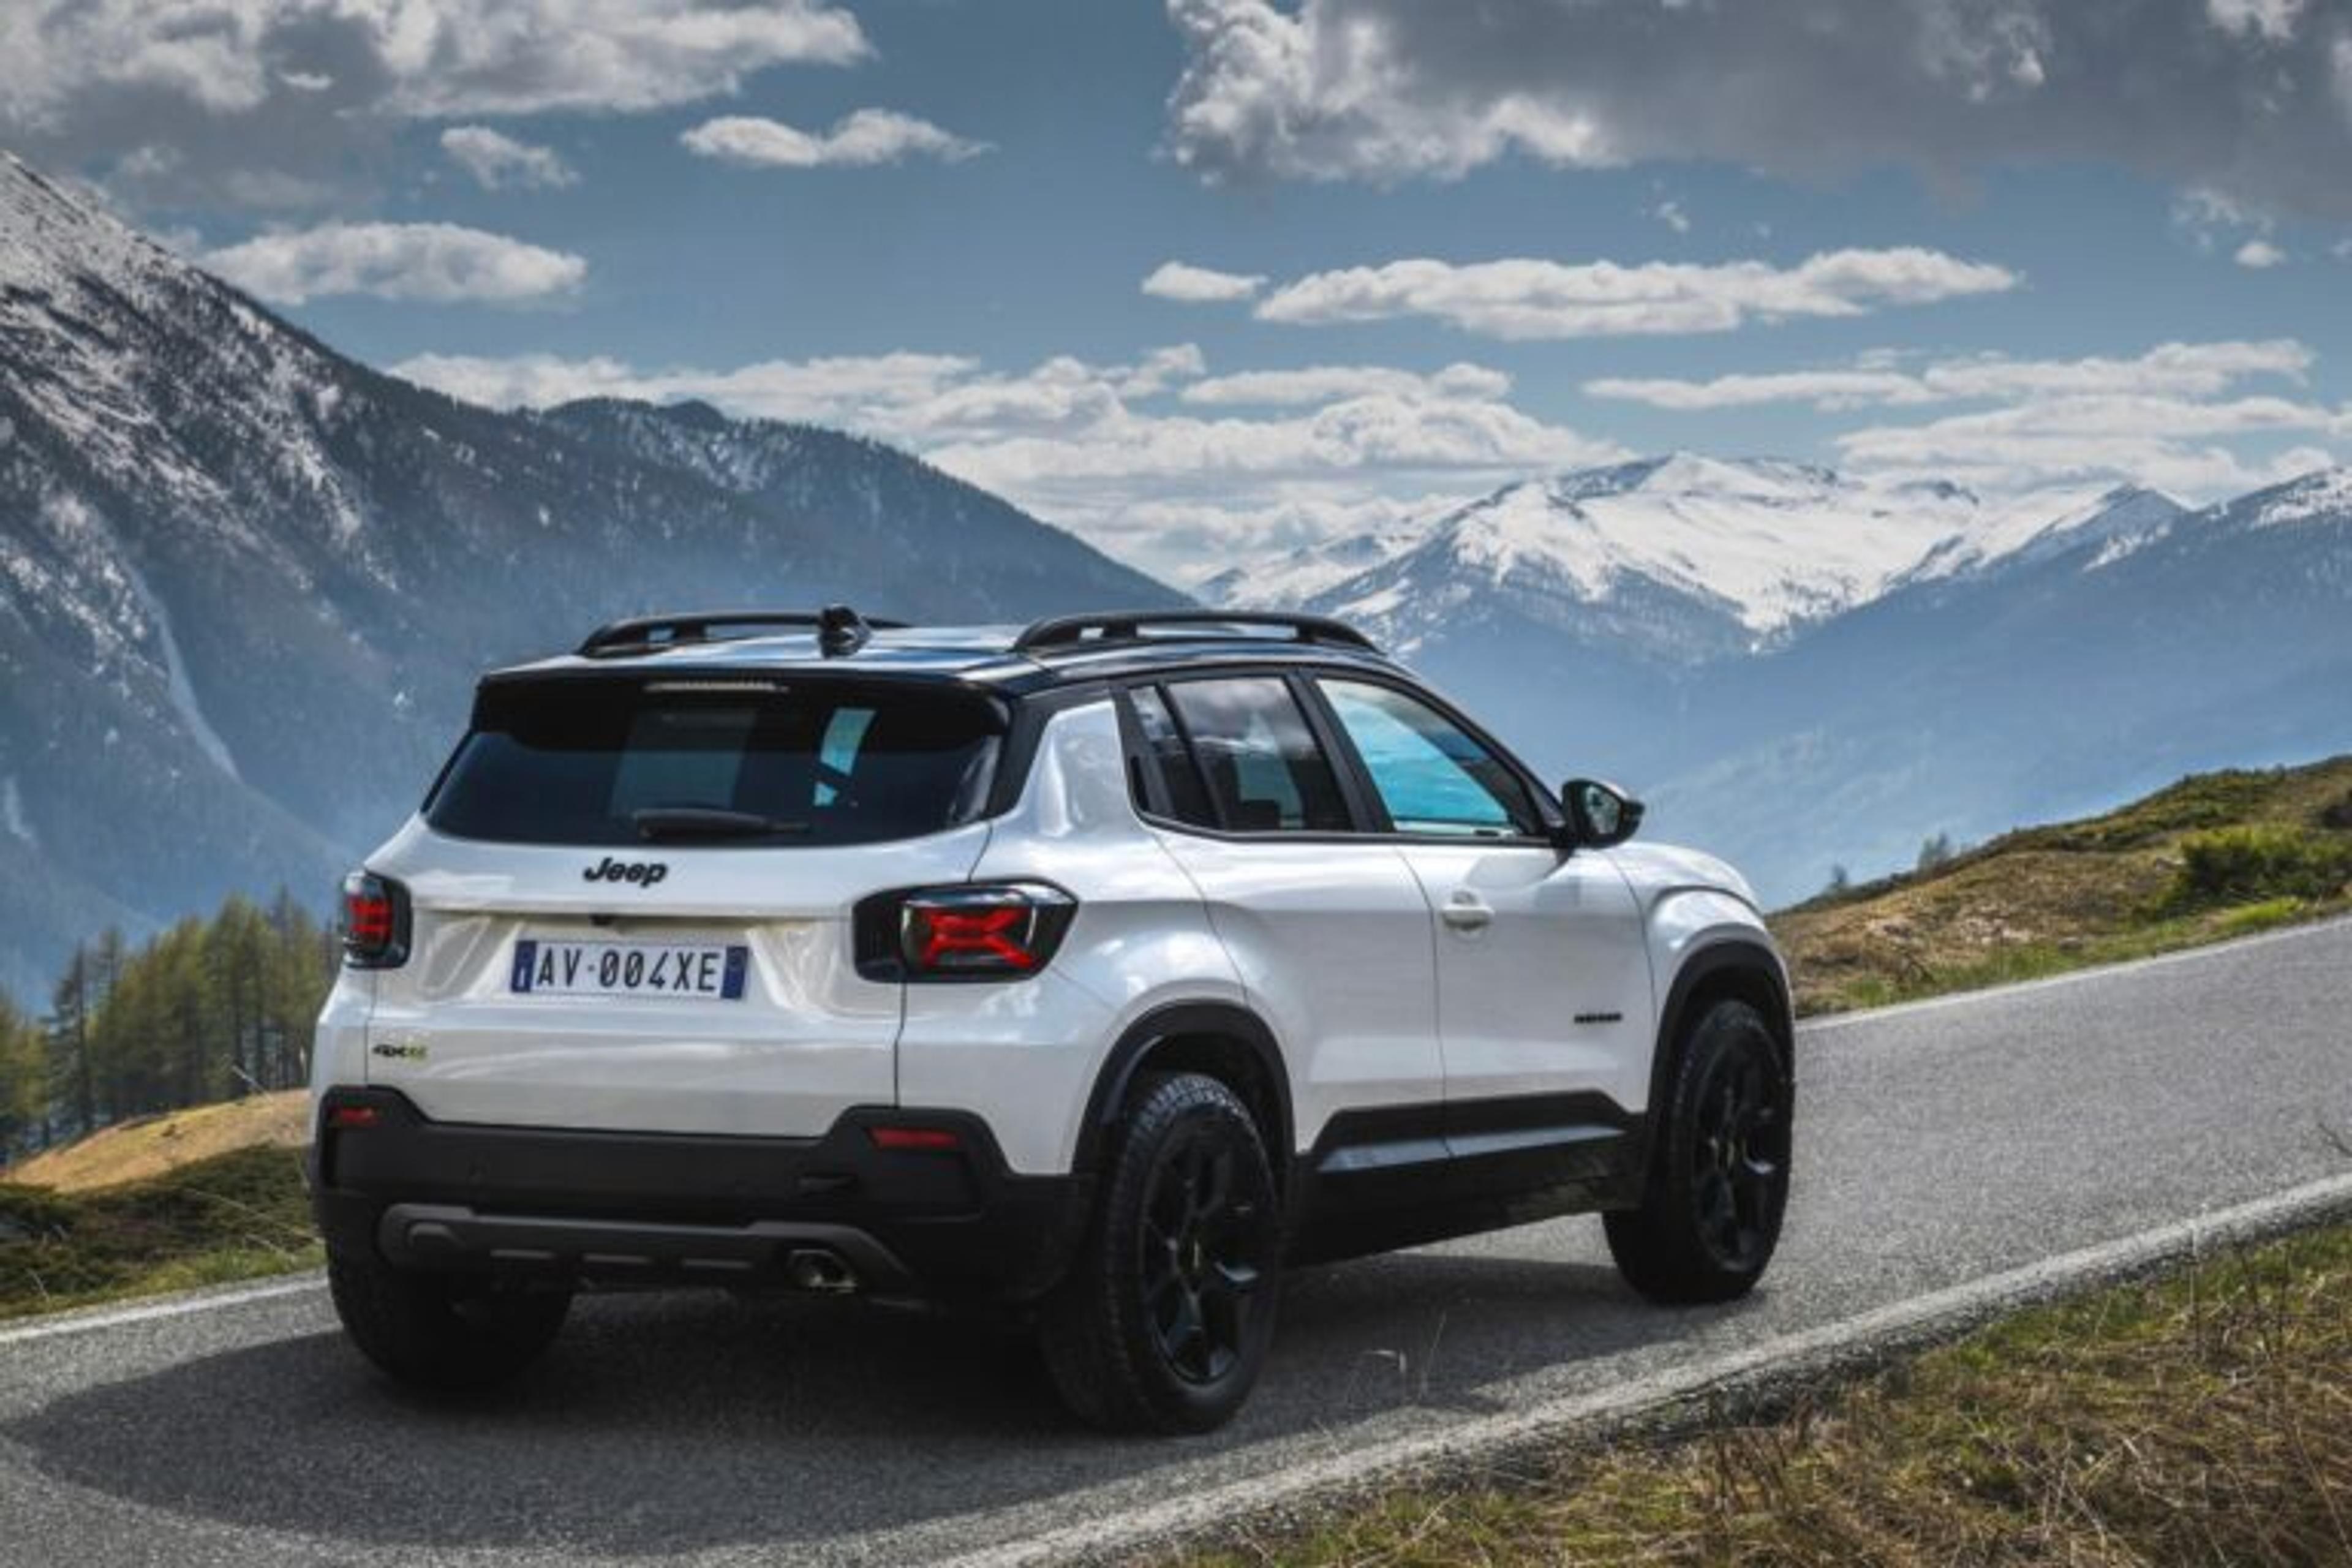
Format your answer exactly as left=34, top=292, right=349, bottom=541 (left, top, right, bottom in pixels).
left=482, top=608, right=1405, bottom=695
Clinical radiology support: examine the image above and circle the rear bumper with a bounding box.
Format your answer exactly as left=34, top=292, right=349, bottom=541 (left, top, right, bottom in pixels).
left=309, top=1088, right=1090, bottom=1305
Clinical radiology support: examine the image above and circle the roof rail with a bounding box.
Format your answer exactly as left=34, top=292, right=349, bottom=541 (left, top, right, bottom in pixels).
left=578, top=606, right=907, bottom=659
left=1012, top=609, right=1379, bottom=655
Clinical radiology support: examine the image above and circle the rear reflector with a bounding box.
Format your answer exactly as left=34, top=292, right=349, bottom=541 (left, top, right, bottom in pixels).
left=868, top=1126, right=962, bottom=1152
left=326, top=1104, right=381, bottom=1130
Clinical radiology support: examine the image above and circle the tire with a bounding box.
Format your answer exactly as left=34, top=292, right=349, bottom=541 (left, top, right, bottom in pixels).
left=1605, top=998, right=1792, bottom=1305
left=1039, top=1071, right=1283, bottom=1434
left=327, top=1242, right=571, bottom=1392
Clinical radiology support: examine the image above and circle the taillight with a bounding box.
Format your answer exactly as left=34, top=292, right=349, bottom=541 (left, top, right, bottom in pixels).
left=854, top=883, right=1076, bottom=982
left=341, top=870, right=410, bottom=969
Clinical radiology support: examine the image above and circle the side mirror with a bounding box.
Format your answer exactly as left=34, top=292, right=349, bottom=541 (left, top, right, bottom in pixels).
left=1561, top=778, right=1645, bottom=849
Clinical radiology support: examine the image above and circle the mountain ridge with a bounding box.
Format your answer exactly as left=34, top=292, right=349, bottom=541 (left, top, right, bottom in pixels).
left=0, top=152, right=1179, bottom=999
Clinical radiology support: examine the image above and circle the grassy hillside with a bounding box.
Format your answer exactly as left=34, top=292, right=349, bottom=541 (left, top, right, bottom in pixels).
left=0, top=1144, right=316, bottom=1319
left=1774, top=755, right=2352, bottom=1015
left=5, top=1090, right=307, bottom=1193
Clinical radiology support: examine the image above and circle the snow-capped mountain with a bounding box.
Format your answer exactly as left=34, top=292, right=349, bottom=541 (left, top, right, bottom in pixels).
left=1207, top=454, right=2184, bottom=665
left=1645, top=464, right=2352, bottom=899
left=1175, top=451, right=2352, bottom=904
left=1186, top=450, right=2350, bottom=900
left=0, top=151, right=1177, bottom=998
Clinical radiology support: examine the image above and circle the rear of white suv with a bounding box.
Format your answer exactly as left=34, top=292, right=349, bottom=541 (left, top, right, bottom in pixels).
left=311, top=610, right=1795, bottom=1434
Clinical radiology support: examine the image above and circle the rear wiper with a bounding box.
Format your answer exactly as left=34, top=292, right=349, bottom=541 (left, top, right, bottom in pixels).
left=631, top=807, right=812, bottom=841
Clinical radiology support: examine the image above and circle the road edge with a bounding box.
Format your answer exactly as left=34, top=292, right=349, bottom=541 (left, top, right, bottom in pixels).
left=0, top=1271, right=324, bottom=1350
left=1796, top=910, right=2352, bottom=1035
left=938, top=1169, right=2352, bottom=1568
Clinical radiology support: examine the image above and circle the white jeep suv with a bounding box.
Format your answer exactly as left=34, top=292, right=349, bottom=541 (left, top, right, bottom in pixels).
left=311, top=608, right=1793, bottom=1433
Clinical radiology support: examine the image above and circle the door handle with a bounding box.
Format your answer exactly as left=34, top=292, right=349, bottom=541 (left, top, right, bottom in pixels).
left=1440, top=893, right=1493, bottom=932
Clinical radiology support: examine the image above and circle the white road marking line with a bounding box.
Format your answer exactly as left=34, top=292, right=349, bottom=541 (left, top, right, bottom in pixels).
left=938, top=1169, right=2352, bottom=1568
left=0, top=1274, right=324, bottom=1350
left=1797, top=910, right=2352, bottom=1036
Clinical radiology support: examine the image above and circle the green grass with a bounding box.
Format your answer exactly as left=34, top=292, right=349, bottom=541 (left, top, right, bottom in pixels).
left=0, top=1144, right=318, bottom=1321
left=1182, top=1224, right=2352, bottom=1567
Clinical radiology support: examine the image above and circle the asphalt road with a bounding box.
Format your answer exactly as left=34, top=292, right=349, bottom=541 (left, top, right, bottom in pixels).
left=5, top=919, right=2350, bottom=1567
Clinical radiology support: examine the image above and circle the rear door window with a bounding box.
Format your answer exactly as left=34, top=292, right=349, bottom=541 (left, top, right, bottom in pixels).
left=426, top=679, right=1001, bottom=846
left=1161, top=677, right=1352, bottom=833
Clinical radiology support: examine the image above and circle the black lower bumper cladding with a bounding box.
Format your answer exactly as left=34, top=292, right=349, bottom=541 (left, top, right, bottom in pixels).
left=311, top=1088, right=1091, bottom=1304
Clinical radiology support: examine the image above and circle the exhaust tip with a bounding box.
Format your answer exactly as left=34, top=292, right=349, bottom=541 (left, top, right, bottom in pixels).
left=785, top=1248, right=859, bottom=1294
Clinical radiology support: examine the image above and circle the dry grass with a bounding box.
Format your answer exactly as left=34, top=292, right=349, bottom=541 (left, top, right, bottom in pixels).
left=4, top=1089, right=307, bottom=1193
left=1183, top=1224, right=2352, bottom=1568
left=1774, top=756, right=2352, bottom=1015
left=0, top=1143, right=318, bottom=1319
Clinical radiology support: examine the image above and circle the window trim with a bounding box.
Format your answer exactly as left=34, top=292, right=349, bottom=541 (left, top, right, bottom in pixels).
left=1116, top=668, right=1377, bottom=841
left=1160, top=669, right=1364, bottom=836
left=1115, top=663, right=1568, bottom=849
left=421, top=672, right=1017, bottom=849
left=1304, top=673, right=1551, bottom=845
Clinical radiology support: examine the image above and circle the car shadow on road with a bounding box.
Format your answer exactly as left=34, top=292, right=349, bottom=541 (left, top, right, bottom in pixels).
left=6, top=1229, right=1763, bottom=1555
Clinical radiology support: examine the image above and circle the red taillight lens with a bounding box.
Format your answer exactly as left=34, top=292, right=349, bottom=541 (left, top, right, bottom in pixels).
left=341, top=871, right=410, bottom=969
left=326, top=1104, right=381, bottom=1130
left=913, top=905, right=1034, bottom=970
left=860, top=883, right=1074, bottom=981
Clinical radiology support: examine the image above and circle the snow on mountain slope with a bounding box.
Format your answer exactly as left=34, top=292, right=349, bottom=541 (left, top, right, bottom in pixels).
left=2244, top=467, right=2352, bottom=531
left=1275, top=455, right=2179, bottom=662
left=1192, top=524, right=1420, bottom=608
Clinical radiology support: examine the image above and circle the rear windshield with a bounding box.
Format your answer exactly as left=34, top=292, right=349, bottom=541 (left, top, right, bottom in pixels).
left=425, top=679, right=1004, bottom=848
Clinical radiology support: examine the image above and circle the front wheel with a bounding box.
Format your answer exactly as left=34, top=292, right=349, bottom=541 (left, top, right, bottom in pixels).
left=1039, top=1071, right=1283, bottom=1434
left=327, top=1242, right=571, bottom=1391
left=1605, top=998, right=1792, bottom=1304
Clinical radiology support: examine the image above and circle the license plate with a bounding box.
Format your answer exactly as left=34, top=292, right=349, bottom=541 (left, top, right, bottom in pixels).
left=510, top=940, right=748, bottom=1000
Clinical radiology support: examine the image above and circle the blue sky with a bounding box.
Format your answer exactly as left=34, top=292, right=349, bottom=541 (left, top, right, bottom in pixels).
left=5, top=0, right=2349, bottom=578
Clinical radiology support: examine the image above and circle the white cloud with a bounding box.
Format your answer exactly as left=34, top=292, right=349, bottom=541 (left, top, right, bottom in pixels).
left=1651, top=198, right=1691, bottom=235
left=680, top=111, right=989, bottom=169
left=205, top=222, right=586, bottom=305
left=2171, top=186, right=2266, bottom=253
left=1164, top=0, right=2352, bottom=218
left=440, top=127, right=576, bottom=190
left=391, top=349, right=981, bottom=423
left=1834, top=407, right=2342, bottom=499
left=0, top=1, right=870, bottom=205
left=2234, top=238, right=2289, bottom=268
left=390, top=341, right=1619, bottom=578
left=1141, top=261, right=1268, bottom=303
left=1588, top=337, right=2341, bottom=505
left=1586, top=341, right=2315, bottom=410
left=2206, top=0, right=2305, bottom=42
left=0, top=1, right=869, bottom=123
left=1253, top=249, right=2019, bottom=340
left=1181, top=363, right=1511, bottom=407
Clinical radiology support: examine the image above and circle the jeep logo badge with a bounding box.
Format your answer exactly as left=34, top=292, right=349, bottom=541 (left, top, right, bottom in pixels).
left=584, top=856, right=669, bottom=887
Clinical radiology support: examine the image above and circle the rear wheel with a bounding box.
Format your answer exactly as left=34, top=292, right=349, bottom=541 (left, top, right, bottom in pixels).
left=327, top=1242, right=571, bottom=1391
left=1040, top=1071, right=1281, bottom=1433
left=1605, top=998, right=1791, bottom=1304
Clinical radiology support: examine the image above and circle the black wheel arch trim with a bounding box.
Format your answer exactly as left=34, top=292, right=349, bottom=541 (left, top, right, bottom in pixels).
left=1072, top=1001, right=1295, bottom=1186
left=1642, top=938, right=1795, bottom=1158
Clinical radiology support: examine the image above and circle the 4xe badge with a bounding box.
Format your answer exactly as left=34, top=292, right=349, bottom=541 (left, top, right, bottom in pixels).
left=584, top=856, right=668, bottom=887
